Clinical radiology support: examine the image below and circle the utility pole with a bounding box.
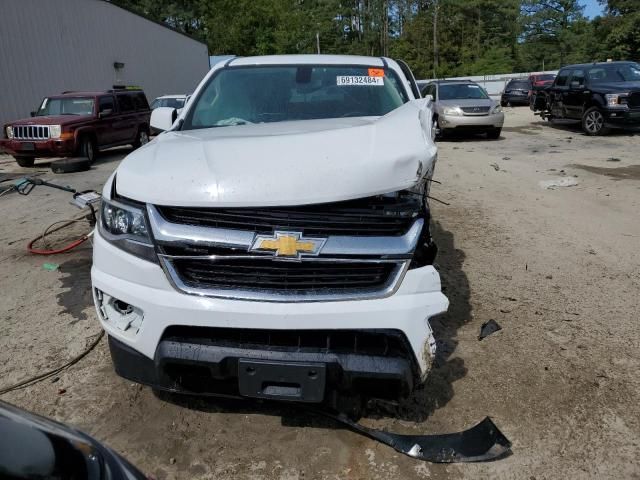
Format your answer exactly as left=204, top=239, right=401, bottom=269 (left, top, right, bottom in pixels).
left=433, top=0, right=439, bottom=79
left=316, top=32, right=320, bottom=54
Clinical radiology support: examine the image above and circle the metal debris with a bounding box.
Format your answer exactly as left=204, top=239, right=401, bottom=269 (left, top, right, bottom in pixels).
left=539, top=177, right=579, bottom=189
left=314, top=411, right=511, bottom=463
left=479, top=319, right=502, bottom=340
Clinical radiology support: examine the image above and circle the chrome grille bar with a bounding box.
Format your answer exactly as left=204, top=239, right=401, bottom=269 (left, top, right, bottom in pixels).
left=14, top=125, right=50, bottom=140
left=146, top=203, right=423, bottom=302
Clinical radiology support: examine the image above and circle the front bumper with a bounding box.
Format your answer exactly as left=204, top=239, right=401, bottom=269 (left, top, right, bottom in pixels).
left=91, top=229, right=449, bottom=401
left=501, top=93, right=529, bottom=105
left=440, top=112, right=504, bottom=131
left=603, top=108, right=640, bottom=126
left=0, top=138, right=76, bottom=157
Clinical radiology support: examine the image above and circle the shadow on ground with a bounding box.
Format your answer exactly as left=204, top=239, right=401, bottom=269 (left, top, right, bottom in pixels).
left=57, top=256, right=93, bottom=323
left=531, top=119, right=640, bottom=137
left=19, top=145, right=132, bottom=170
left=367, top=219, right=472, bottom=422
left=154, top=219, right=472, bottom=427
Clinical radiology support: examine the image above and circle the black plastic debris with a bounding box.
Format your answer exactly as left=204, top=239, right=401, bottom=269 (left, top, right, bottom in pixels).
left=478, top=319, right=502, bottom=340
left=314, top=410, right=511, bottom=463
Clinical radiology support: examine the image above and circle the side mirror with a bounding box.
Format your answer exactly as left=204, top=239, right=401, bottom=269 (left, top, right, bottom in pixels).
left=99, top=108, right=113, bottom=118
left=30, top=111, right=36, bottom=117
left=150, top=107, right=177, bottom=133
left=570, top=81, right=584, bottom=89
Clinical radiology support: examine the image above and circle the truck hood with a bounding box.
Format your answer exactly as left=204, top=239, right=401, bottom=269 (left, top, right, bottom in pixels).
left=8, top=114, right=93, bottom=126
left=115, top=99, right=437, bottom=207
left=590, top=81, right=640, bottom=93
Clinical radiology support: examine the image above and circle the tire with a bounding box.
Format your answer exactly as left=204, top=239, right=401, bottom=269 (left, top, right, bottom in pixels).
left=500, top=100, right=507, bottom=107
left=133, top=128, right=150, bottom=149
left=432, top=118, right=442, bottom=141
left=51, top=157, right=91, bottom=174
left=78, top=135, right=96, bottom=162
left=487, top=128, right=502, bottom=140
left=14, top=155, right=35, bottom=168
left=582, top=107, right=610, bottom=136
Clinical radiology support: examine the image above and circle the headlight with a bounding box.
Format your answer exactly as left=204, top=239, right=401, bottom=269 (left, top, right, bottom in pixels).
left=443, top=106, right=463, bottom=116
left=492, top=105, right=502, bottom=114
left=605, top=94, right=629, bottom=108
left=5, top=126, right=13, bottom=139
left=99, top=198, right=157, bottom=262
left=49, top=125, right=62, bottom=139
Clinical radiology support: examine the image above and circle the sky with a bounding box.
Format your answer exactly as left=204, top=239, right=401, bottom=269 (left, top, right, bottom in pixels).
left=581, top=0, right=605, bottom=19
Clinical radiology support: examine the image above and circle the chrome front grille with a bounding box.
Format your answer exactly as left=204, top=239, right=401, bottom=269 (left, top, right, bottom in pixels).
left=461, top=106, right=490, bottom=116
left=13, top=125, right=50, bottom=140
left=147, top=203, right=423, bottom=302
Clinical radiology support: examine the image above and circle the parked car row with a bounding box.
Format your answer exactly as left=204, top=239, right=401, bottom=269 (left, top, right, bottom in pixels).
left=531, top=61, right=640, bottom=135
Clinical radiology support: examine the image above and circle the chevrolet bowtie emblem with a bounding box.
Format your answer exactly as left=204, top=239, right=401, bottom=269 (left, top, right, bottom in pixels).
left=251, top=231, right=326, bottom=258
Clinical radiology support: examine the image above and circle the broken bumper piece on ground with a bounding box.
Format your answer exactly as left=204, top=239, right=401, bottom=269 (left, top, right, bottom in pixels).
left=318, top=411, right=512, bottom=463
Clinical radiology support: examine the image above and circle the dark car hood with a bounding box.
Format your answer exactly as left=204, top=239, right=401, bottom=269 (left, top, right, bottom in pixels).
left=590, top=81, right=640, bottom=93
left=9, top=114, right=93, bottom=126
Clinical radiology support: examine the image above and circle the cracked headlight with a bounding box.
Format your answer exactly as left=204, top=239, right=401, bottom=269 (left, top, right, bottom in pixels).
left=5, top=126, right=13, bottom=139
left=443, top=106, right=464, bottom=116
left=99, top=198, right=157, bottom=262
left=49, top=125, right=62, bottom=139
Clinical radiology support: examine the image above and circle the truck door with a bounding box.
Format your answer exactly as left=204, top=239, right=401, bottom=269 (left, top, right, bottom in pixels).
left=96, top=95, right=117, bottom=146
left=550, top=69, right=570, bottom=118
left=113, top=93, right=137, bottom=143
left=564, top=69, right=587, bottom=119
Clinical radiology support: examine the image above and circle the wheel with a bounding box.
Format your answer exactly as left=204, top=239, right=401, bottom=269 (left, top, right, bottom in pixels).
left=78, top=136, right=96, bottom=162
left=487, top=128, right=502, bottom=140
left=14, top=155, right=35, bottom=168
left=431, top=118, right=441, bottom=141
left=133, top=128, right=150, bottom=149
left=500, top=100, right=507, bottom=107
left=582, top=107, right=609, bottom=136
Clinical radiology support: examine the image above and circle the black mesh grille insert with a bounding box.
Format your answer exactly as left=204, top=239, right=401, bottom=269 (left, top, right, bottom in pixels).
left=172, top=258, right=396, bottom=293
left=156, top=195, right=421, bottom=237
left=629, top=92, right=640, bottom=108
left=161, top=326, right=412, bottom=358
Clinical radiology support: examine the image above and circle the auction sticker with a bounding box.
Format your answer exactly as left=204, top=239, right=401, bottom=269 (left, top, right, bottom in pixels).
left=337, top=76, right=384, bottom=86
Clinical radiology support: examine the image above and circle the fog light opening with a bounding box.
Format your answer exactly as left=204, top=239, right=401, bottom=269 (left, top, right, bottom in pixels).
left=94, top=288, right=144, bottom=334
left=113, top=300, right=133, bottom=315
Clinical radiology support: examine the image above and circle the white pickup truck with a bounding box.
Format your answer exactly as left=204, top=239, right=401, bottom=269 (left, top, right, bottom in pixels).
left=91, top=54, right=449, bottom=409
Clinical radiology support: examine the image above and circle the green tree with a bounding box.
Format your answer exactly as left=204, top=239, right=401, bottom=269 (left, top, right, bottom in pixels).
left=520, top=0, right=585, bottom=67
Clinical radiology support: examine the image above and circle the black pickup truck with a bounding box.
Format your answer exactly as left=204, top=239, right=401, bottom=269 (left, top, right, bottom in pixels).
left=531, top=61, right=640, bottom=135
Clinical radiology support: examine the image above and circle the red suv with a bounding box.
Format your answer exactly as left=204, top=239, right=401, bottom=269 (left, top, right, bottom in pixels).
left=1, top=87, right=151, bottom=167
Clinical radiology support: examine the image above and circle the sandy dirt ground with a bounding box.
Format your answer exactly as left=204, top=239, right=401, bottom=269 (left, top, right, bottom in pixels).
left=1, top=107, right=639, bottom=479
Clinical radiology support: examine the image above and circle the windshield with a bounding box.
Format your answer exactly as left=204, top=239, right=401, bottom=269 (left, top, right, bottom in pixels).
left=152, top=98, right=185, bottom=109
left=36, top=97, right=94, bottom=116
left=508, top=81, right=530, bottom=89
left=588, top=64, right=640, bottom=83
left=439, top=84, right=489, bottom=100
left=184, top=65, right=409, bottom=129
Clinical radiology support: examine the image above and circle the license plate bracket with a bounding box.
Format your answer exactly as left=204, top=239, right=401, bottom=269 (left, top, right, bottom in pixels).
left=21, top=142, right=35, bottom=151
left=238, top=359, right=326, bottom=403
